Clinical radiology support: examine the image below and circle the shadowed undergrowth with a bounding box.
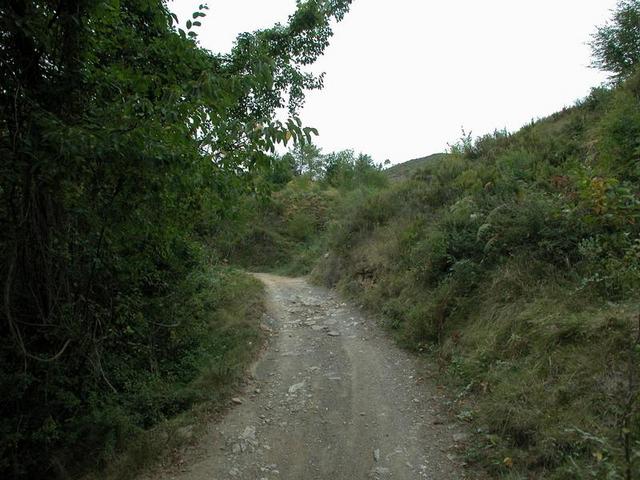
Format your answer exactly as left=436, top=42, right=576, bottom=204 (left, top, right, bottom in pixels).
left=81, top=269, right=266, bottom=480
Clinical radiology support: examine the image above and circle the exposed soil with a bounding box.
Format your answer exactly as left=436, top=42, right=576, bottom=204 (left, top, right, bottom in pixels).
left=142, top=274, right=472, bottom=479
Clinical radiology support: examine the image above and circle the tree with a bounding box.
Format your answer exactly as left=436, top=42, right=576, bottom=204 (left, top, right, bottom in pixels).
left=324, top=149, right=356, bottom=186
left=262, top=153, right=298, bottom=188
left=591, top=0, right=640, bottom=81
left=323, top=150, right=386, bottom=189
left=0, top=0, right=351, bottom=477
left=291, top=141, right=325, bottom=178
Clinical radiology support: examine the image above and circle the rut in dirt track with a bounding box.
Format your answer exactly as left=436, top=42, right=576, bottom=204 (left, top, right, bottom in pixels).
left=144, top=274, right=470, bottom=480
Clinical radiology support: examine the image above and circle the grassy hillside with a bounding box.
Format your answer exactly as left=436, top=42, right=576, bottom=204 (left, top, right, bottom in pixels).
left=312, top=76, right=640, bottom=478
left=385, top=153, right=451, bottom=182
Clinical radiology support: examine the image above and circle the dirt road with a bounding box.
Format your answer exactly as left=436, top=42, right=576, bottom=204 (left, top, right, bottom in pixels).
left=146, top=274, right=469, bottom=479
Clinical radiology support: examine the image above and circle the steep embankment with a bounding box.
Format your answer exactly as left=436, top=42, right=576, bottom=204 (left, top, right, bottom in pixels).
left=313, top=78, right=640, bottom=478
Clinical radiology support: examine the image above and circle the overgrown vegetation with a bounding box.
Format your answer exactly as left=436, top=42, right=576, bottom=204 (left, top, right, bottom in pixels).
left=308, top=3, right=640, bottom=478
left=0, top=0, right=351, bottom=478
left=217, top=144, right=388, bottom=274
left=590, top=0, right=640, bottom=82
left=83, top=268, right=265, bottom=480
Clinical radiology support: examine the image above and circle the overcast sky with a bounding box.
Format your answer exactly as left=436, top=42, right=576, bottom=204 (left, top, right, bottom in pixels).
left=170, top=0, right=618, bottom=165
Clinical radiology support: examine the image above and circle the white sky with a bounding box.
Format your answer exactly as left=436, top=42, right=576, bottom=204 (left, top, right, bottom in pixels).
left=170, top=0, right=617, bottom=165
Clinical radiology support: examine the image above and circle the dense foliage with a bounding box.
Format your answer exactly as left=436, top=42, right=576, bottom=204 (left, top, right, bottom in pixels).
left=591, top=0, right=640, bottom=82
left=0, top=0, right=350, bottom=478
left=215, top=145, right=387, bottom=274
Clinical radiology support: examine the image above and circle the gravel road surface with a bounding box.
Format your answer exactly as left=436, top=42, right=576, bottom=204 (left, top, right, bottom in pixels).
left=143, top=274, right=470, bottom=480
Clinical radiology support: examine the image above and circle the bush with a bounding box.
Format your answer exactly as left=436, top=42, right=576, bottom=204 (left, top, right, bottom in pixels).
left=596, top=70, right=640, bottom=178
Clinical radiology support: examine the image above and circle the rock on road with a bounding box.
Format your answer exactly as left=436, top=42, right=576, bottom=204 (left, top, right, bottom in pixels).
left=144, top=274, right=470, bottom=480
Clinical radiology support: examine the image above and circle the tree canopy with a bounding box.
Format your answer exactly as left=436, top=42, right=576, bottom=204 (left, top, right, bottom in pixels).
left=591, top=0, right=640, bottom=81
left=0, top=0, right=351, bottom=477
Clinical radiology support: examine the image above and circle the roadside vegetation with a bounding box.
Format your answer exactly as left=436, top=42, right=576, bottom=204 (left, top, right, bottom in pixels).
left=314, top=101, right=640, bottom=477
left=216, top=143, right=388, bottom=274
left=84, top=269, right=265, bottom=480
left=0, top=1, right=351, bottom=478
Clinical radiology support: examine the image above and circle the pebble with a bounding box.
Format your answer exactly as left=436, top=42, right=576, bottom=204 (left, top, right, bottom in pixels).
left=453, top=433, right=469, bottom=442
left=288, top=381, right=305, bottom=394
